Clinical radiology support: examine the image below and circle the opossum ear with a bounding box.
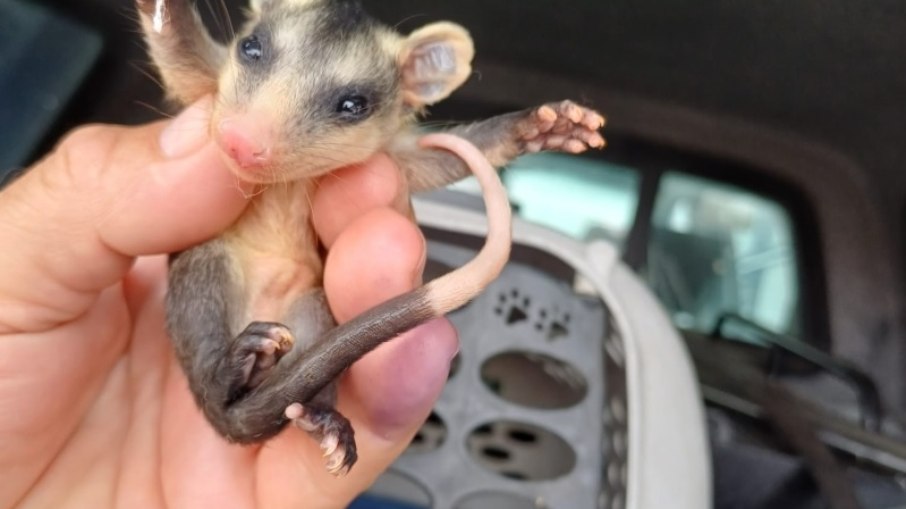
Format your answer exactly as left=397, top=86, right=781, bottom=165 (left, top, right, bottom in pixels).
left=399, top=22, right=475, bottom=107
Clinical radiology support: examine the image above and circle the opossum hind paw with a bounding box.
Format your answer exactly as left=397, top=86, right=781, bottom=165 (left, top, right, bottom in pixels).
left=521, top=100, right=606, bottom=154
left=231, top=321, right=295, bottom=391
left=285, top=403, right=358, bottom=476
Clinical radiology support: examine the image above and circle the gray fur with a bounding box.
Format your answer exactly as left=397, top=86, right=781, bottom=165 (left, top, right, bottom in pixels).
left=167, top=240, right=345, bottom=441
left=166, top=240, right=241, bottom=412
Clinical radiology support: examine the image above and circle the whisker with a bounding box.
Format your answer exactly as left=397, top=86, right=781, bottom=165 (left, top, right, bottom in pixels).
left=217, top=0, right=236, bottom=39
left=117, top=3, right=143, bottom=25
left=130, top=61, right=165, bottom=90
left=418, top=119, right=459, bottom=129
left=202, top=0, right=227, bottom=42
left=240, top=179, right=267, bottom=199
left=393, top=13, right=428, bottom=30
left=322, top=170, right=350, bottom=188
left=134, top=100, right=176, bottom=119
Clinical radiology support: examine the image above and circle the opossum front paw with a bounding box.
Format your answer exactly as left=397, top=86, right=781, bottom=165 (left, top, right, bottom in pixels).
left=232, top=322, right=295, bottom=391
left=519, top=100, right=606, bottom=154
left=285, top=403, right=358, bottom=476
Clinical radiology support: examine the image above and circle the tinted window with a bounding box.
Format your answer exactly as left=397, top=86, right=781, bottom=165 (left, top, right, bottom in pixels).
left=643, top=172, right=800, bottom=339
left=502, top=153, right=641, bottom=247
left=442, top=152, right=803, bottom=343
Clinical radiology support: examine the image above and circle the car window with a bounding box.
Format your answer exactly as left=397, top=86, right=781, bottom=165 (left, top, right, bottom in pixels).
left=445, top=153, right=803, bottom=343
left=643, top=172, right=800, bottom=340
left=502, top=153, right=641, bottom=248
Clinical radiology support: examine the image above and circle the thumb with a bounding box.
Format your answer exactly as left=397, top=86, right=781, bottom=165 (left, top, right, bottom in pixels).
left=0, top=96, right=250, bottom=333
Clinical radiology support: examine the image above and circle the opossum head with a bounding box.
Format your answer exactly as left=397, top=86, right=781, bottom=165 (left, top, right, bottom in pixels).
left=213, top=0, right=474, bottom=183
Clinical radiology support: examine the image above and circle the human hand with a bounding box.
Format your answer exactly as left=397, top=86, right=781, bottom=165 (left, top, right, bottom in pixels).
left=0, top=97, right=457, bottom=508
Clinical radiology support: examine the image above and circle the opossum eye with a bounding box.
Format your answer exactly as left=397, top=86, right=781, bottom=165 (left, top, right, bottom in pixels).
left=239, top=35, right=263, bottom=62
left=335, top=95, right=370, bottom=120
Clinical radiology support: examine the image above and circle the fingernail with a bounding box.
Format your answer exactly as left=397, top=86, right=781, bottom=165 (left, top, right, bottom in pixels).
left=160, top=96, right=214, bottom=159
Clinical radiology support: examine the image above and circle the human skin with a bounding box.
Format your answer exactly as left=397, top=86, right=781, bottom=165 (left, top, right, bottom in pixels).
left=0, top=97, right=457, bottom=509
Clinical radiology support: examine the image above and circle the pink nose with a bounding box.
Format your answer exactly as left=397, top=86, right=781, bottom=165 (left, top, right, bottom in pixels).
left=216, top=118, right=272, bottom=168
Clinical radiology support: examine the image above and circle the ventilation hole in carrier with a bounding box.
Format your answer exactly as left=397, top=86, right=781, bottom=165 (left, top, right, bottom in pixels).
left=448, top=352, right=461, bottom=379
left=481, top=446, right=512, bottom=461
left=407, top=411, right=447, bottom=453
left=481, top=351, right=587, bottom=409
left=500, top=471, right=529, bottom=481
left=467, top=421, right=576, bottom=481
left=473, top=423, right=493, bottom=436
left=456, top=491, right=543, bottom=509
left=508, top=428, right=538, bottom=444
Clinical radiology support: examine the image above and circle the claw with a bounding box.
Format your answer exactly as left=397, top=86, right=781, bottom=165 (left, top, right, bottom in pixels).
left=580, top=130, right=607, bottom=148
left=326, top=453, right=344, bottom=472
left=269, top=326, right=294, bottom=349
left=321, top=434, right=339, bottom=457
left=231, top=322, right=295, bottom=392
left=286, top=403, right=358, bottom=475
left=325, top=446, right=356, bottom=477
left=584, top=111, right=606, bottom=130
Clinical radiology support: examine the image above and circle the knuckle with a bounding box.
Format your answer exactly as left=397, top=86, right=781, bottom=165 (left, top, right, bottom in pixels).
left=56, top=124, right=121, bottom=167
left=50, top=124, right=128, bottom=188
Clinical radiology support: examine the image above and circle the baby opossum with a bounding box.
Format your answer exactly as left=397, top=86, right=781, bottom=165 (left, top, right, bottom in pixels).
left=137, top=0, right=605, bottom=475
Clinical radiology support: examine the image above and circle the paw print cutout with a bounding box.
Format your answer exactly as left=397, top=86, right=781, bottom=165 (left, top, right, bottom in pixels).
left=534, top=307, right=572, bottom=341
left=494, top=288, right=531, bottom=325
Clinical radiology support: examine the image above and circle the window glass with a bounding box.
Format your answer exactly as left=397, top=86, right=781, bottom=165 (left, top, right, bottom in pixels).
left=643, top=172, right=800, bottom=339
left=443, top=152, right=802, bottom=342
left=500, top=153, right=641, bottom=247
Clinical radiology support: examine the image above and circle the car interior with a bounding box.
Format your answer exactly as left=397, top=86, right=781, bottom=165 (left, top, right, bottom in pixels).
left=4, top=1, right=906, bottom=508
